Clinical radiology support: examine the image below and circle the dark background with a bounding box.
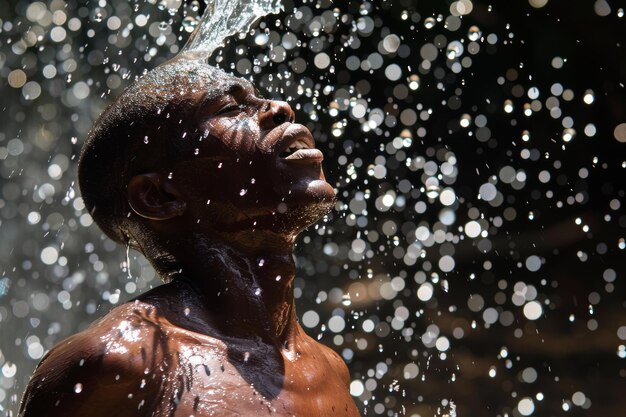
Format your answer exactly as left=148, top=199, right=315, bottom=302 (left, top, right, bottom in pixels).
left=0, top=0, right=624, bottom=416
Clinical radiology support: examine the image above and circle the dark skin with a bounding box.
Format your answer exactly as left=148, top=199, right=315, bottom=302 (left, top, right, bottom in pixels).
left=20, top=58, right=361, bottom=417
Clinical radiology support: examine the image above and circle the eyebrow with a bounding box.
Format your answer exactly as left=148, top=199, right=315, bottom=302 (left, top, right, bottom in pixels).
left=199, top=79, right=258, bottom=108
left=226, top=80, right=257, bottom=97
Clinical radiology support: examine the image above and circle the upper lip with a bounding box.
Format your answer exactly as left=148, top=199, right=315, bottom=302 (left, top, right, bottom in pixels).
left=275, top=124, right=316, bottom=157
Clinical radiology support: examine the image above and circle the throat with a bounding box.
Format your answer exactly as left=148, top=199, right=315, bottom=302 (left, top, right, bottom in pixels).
left=175, top=239, right=299, bottom=345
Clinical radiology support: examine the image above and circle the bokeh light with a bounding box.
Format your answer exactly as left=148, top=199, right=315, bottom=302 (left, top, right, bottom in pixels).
left=1, top=0, right=625, bottom=416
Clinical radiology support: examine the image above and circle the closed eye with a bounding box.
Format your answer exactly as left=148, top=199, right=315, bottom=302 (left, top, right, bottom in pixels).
left=216, top=103, right=242, bottom=116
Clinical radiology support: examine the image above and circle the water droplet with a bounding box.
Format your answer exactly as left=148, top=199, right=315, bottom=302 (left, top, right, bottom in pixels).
left=468, top=25, right=482, bottom=41
left=426, top=185, right=440, bottom=198
left=341, top=293, right=352, bottom=306
left=562, top=128, right=576, bottom=142
left=446, top=41, right=463, bottom=60
left=408, top=74, right=420, bottom=90
left=183, top=16, right=199, bottom=33
left=424, top=17, right=436, bottom=29
left=74, top=383, right=83, bottom=393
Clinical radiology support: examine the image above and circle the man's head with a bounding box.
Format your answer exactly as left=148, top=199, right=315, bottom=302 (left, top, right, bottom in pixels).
left=78, top=55, right=335, bottom=274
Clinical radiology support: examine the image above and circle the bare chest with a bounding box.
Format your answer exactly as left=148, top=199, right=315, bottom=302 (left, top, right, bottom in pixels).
left=145, top=341, right=359, bottom=417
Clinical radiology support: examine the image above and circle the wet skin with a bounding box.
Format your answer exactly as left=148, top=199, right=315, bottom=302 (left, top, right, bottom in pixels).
left=20, top=58, right=361, bottom=417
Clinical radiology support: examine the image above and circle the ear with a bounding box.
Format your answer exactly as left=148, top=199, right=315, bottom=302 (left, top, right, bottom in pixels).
left=127, top=173, right=186, bottom=220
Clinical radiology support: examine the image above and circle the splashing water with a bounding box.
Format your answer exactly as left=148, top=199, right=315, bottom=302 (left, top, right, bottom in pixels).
left=181, top=0, right=282, bottom=60
left=1, top=1, right=625, bottom=416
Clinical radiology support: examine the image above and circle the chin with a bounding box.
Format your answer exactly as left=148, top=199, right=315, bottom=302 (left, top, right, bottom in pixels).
left=303, top=178, right=336, bottom=201
left=273, top=178, right=335, bottom=233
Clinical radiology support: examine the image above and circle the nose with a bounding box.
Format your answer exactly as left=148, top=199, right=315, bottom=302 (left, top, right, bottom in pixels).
left=259, top=99, right=295, bottom=130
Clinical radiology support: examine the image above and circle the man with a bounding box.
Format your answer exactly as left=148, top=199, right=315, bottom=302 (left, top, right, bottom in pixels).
left=19, top=54, right=361, bottom=417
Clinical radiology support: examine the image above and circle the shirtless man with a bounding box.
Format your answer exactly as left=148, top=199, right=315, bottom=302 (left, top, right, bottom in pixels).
left=19, top=54, right=361, bottom=417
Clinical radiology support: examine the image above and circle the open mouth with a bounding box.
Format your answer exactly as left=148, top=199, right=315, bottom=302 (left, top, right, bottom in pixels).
left=277, top=126, right=323, bottom=163
left=279, top=139, right=311, bottom=158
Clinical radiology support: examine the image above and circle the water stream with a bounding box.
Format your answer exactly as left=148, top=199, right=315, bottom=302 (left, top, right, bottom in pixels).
left=181, top=0, right=282, bottom=60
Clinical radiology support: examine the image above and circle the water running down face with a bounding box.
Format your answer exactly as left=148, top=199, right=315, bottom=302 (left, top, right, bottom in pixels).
left=126, top=57, right=337, bottom=243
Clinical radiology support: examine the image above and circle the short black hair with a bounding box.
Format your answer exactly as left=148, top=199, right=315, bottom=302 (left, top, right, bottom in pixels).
left=78, top=57, right=233, bottom=247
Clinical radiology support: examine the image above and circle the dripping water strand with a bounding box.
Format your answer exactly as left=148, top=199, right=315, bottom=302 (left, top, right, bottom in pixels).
left=125, top=243, right=132, bottom=280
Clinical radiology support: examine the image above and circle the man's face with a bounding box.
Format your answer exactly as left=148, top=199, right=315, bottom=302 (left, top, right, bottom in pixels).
left=166, top=66, right=335, bottom=234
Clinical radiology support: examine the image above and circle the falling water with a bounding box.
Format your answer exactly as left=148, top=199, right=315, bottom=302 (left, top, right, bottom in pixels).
left=181, top=0, right=282, bottom=60
left=0, top=1, right=624, bottom=416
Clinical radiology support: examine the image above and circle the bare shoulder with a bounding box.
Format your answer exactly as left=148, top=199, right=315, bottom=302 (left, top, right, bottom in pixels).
left=302, top=331, right=351, bottom=387
left=19, top=300, right=170, bottom=417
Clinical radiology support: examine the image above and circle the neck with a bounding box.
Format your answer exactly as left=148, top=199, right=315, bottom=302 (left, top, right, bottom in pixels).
left=171, top=232, right=300, bottom=348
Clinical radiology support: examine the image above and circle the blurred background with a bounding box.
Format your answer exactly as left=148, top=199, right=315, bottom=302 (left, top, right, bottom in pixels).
left=1, top=0, right=625, bottom=416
